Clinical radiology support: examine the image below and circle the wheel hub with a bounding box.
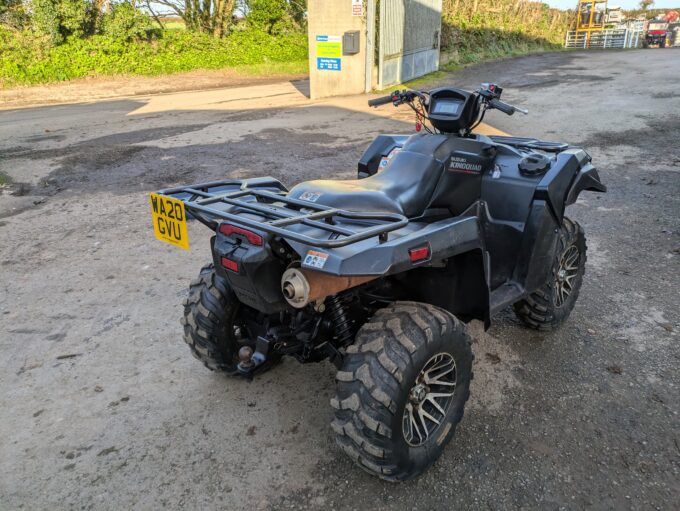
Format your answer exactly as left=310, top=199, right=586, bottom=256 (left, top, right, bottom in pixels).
left=409, top=383, right=429, bottom=404
left=402, top=353, right=457, bottom=447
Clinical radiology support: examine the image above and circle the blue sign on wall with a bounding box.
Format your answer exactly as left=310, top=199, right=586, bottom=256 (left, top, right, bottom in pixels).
left=317, top=57, right=342, bottom=71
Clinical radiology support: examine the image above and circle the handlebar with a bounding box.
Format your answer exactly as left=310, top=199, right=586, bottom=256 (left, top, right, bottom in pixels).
left=489, top=98, right=515, bottom=115
left=488, top=98, right=528, bottom=116
left=368, top=95, right=395, bottom=107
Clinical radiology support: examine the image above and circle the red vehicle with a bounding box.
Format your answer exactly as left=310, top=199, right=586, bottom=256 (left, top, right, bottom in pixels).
left=645, top=20, right=670, bottom=47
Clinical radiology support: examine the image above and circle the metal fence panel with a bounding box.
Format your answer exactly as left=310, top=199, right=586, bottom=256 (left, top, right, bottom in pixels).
left=565, top=29, right=644, bottom=49
left=379, top=0, right=442, bottom=88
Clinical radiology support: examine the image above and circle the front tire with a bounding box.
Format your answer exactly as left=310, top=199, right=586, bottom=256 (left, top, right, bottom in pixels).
left=513, top=217, right=586, bottom=330
left=331, top=302, right=473, bottom=481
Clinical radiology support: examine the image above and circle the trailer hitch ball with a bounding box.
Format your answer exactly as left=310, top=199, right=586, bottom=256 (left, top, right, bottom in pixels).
left=238, top=346, right=254, bottom=368
left=281, top=268, right=311, bottom=308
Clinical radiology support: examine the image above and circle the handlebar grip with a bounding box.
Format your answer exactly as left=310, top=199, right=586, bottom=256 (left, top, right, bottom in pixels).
left=489, top=98, right=515, bottom=115
left=368, top=95, right=394, bottom=107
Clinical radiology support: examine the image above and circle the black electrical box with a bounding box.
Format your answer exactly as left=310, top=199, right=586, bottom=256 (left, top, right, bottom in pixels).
left=343, top=31, right=360, bottom=55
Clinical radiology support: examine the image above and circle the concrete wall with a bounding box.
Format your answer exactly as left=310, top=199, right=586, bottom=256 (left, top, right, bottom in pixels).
left=307, top=1, right=367, bottom=99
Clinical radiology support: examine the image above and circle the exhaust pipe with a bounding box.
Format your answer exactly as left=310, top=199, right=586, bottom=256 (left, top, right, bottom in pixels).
left=281, top=268, right=375, bottom=308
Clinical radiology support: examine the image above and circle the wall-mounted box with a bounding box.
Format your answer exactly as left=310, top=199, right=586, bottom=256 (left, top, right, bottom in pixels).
left=343, top=31, right=361, bottom=55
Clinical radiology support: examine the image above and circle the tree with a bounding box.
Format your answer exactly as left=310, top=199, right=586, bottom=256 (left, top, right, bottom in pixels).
left=639, top=0, right=654, bottom=11
left=151, top=0, right=237, bottom=37
left=287, top=0, right=305, bottom=25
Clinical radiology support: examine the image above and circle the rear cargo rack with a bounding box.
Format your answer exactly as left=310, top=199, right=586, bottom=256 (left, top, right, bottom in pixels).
left=157, top=179, right=408, bottom=249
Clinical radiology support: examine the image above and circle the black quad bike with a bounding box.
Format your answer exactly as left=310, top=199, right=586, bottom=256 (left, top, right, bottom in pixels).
left=152, top=83, right=606, bottom=481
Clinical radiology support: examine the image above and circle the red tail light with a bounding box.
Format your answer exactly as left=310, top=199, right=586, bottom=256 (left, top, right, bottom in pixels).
left=221, top=257, right=239, bottom=273
left=409, top=246, right=430, bottom=263
left=218, top=224, right=263, bottom=246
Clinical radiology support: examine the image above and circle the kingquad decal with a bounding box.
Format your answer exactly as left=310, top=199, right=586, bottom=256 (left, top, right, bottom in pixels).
left=449, top=156, right=483, bottom=174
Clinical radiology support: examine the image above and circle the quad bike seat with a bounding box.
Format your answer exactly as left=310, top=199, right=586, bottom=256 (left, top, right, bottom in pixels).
left=288, top=150, right=445, bottom=218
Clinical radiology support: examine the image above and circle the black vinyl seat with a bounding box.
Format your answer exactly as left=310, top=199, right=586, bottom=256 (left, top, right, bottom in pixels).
left=288, top=150, right=445, bottom=218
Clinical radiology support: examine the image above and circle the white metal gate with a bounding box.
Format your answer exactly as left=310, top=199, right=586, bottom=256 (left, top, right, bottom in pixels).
left=564, top=28, right=643, bottom=48
left=378, top=0, right=443, bottom=89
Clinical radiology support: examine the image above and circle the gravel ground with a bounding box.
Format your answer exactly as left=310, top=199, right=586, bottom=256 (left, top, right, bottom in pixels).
left=1, top=49, right=679, bottom=510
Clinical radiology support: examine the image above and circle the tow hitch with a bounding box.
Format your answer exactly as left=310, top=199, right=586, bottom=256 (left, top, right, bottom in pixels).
left=237, top=336, right=272, bottom=376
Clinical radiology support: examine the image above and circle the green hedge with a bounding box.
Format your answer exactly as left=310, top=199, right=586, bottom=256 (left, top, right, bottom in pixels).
left=439, top=0, right=570, bottom=66
left=0, top=29, right=308, bottom=86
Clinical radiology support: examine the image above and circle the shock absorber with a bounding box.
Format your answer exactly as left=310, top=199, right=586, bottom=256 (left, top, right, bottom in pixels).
left=326, top=293, right=354, bottom=346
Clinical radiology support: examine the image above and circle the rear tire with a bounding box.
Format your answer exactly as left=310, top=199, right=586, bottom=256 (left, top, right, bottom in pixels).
left=331, top=302, right=473, bottom=481
left=513, top=217, right=586, bottom=331
left=181, top=263, right=278, bottom=375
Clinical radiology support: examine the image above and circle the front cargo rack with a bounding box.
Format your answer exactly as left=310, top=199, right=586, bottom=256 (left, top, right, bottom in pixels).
left=157, top=179, right=408, bottom=249
left=489, top=135, right=569, bottom=153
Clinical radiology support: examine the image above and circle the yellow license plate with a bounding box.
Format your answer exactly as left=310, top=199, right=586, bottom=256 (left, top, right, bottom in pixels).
left=149, top=192, right=189, bottom=250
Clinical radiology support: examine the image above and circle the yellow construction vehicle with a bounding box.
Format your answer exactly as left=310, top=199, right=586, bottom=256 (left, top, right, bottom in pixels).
left=575, top=0, right=608, bottom=46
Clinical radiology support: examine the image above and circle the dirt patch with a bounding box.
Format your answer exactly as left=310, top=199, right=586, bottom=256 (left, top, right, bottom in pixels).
left=513, top=73, right=609, bottom=89
left=0, top=124, right=365, bottom=210
left=651, top=91, right=680, bottom=99
left=579, top=117, right=680, bottom=159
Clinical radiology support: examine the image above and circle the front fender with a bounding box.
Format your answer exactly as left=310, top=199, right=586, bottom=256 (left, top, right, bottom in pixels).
left=565, top=163, right=607, bottom=206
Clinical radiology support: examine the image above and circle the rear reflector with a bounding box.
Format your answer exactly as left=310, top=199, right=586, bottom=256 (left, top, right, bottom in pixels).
left=409, top=246, right=430, bottom=263
left=218, top=224, right=263, bottom=246
left=221, top=257, right=239, bottom=273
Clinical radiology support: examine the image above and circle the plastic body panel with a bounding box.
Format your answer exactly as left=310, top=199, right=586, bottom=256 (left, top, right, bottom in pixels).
left=428, top=136, right=496, bottom=216
left=212, top=229, right=288, bottom=315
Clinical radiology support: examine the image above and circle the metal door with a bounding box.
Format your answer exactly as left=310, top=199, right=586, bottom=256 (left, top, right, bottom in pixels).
left=378, top=0, right=442, bottom=88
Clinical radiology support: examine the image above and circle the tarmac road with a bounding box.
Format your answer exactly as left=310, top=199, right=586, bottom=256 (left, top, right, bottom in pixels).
left=1, top=49, right=679, bottom=510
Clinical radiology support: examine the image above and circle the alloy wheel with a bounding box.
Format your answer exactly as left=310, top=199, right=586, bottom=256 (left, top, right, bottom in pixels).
left=402, top=353, right=457, bottom=447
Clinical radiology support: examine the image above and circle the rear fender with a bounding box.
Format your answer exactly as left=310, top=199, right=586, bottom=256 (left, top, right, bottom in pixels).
left=286, top=215, right=484, bottom=277
left=286, top=210, right=491, bottom=324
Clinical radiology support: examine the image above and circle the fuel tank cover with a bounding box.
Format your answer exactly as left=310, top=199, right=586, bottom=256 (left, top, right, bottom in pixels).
left=519, top=152, right=552, bottom=176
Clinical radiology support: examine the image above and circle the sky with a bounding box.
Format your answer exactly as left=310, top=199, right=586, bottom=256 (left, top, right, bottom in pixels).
left=544, top=0, right=678, bottom=8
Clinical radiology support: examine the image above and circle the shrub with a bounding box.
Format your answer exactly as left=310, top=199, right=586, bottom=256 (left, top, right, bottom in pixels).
left=247, top=0, right=298, bottom=35
left=100, top=2, right=156, bottom=41
left=30, top=0, right=99, bottom=44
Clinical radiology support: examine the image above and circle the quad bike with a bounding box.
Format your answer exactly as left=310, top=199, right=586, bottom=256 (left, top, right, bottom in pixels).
left=150, top=83, right=606, bottom=481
